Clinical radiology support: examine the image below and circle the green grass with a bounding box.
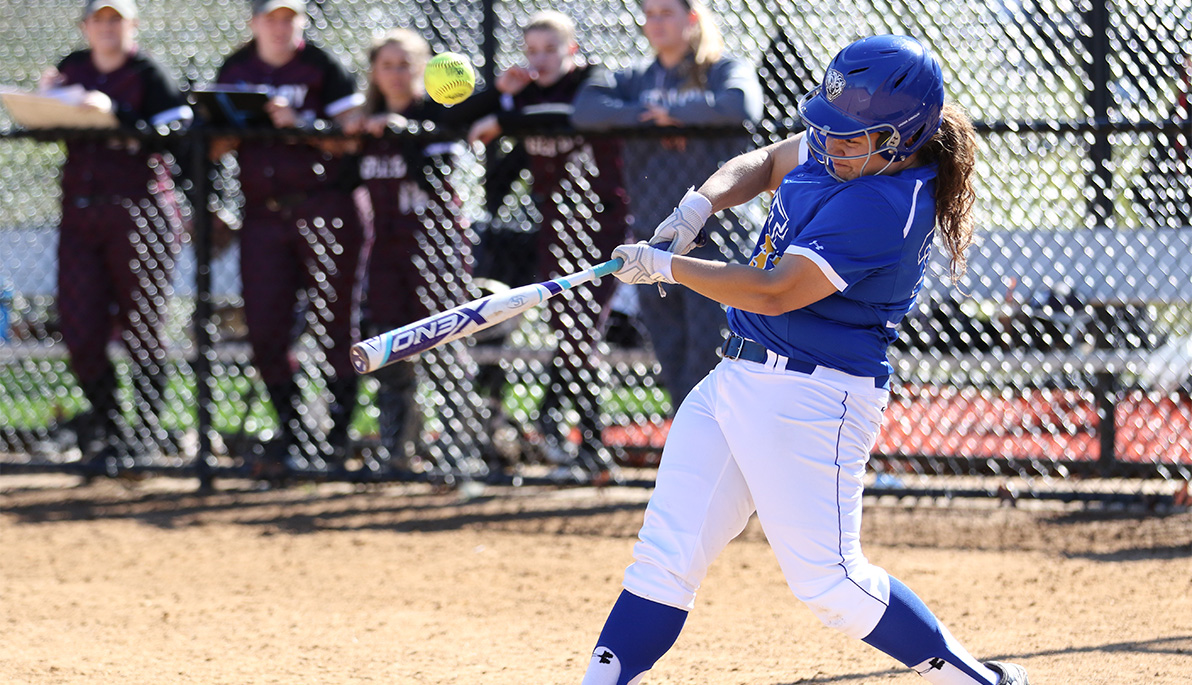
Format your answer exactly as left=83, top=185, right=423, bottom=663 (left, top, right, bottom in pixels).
left=0, top=357, right=673, bottom=438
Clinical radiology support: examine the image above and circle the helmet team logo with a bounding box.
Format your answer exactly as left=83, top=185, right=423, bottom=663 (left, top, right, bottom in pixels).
left=824, top=69, right=846, bottom=101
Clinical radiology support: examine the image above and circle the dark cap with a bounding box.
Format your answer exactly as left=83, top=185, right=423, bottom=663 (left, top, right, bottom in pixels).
left=251, top=0, right=306, bottom=14
left=82, top=0, right=137, bottom=19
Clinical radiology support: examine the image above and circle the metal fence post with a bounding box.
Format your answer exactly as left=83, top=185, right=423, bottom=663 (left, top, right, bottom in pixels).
left=189, top=127, right=215, bottom=492
left=1084, top=0, right=1114, bottom=224
left=1094, top=370, right=1118, bottom=475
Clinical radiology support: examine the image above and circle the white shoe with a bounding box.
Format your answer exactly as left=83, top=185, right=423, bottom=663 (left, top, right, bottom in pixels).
left=985, top=661, right=1029, bottom=685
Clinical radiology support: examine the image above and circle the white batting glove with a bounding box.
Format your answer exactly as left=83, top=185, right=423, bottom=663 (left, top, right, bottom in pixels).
left=649, top=187, right=713, bottom=255
left=612, top=242, right=676, bottom=286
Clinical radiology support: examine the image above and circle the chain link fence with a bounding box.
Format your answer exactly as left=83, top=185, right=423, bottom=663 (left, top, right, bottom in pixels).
left=1, top=0, right=1190, bottom=504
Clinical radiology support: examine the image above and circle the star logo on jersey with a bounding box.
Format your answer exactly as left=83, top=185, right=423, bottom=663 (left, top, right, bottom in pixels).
left=825, top=69, right=845, bottom=101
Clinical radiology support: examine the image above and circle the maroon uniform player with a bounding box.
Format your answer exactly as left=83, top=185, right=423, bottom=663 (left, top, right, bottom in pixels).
left=42, top=0, right=192, bottom=471
left=214, top=0, right=365, bottom=473
left=342, top=29, right=485, bottom=475
left=462, top=11, right=629, bottom=478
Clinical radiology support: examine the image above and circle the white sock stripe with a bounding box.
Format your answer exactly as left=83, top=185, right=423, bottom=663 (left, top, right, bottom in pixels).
left=911, top=657, right=1001, bottom=685
left=580, top=646, right=621, bottom=685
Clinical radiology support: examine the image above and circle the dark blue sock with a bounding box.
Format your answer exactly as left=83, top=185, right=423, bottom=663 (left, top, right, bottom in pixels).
left=862, top=577, right=995, bottom=683
left=585, top=590, right=688, bottom=685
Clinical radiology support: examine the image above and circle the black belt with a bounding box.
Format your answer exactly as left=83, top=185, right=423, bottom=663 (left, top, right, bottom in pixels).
left=719, top=334, right=888, bottom=389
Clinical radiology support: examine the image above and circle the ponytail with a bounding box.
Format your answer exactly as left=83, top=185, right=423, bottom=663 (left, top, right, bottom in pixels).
left=920, top=102, right=978, bottom=283
left=686, top=1, right=723, bottom=88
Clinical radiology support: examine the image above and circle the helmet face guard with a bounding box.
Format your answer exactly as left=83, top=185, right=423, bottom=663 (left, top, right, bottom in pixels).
left=798, top=35, right=944, bottom=181
left=798, top=90, right=900, bottom=181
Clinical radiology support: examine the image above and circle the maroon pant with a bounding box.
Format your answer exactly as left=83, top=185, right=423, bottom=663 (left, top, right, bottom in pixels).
left=240, top=189, right=368, bottom=385
left=536, top=183, right=630, bottom=373
left=58, top=195, right=180, bottom=385
left=531, top=181, right=628, bottom=458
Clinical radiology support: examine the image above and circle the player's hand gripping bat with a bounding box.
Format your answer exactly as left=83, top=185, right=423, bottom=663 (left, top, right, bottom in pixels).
left=350, top=258, right=623, bottom=374
left=651, top=228, right=708, bottom=297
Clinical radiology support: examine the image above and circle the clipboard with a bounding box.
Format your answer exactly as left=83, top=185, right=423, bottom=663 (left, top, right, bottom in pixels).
left=0, top=85, right=119, bottom=129
left=190, top=86, right=273, bottom=128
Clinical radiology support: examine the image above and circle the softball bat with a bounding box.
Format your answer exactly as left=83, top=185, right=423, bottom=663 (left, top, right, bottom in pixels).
left=350, top=257, right=623, bottom=374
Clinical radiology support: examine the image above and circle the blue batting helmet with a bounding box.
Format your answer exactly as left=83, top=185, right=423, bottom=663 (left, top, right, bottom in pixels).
left=798, top=35, right=945, bottom=169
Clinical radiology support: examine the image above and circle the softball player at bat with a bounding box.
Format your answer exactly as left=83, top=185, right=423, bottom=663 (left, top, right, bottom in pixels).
left=214, top=0, right=366, bottom=476
left=582, top=36, right=1029, bottom=685
left=44, top=0, right=192, bottom=471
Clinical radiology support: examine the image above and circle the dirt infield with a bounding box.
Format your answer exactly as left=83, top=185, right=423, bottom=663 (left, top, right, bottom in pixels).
left=2, top=473, right=1191, bottom=684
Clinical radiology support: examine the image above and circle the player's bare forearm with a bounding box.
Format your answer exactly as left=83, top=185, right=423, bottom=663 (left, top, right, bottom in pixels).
left=671, top=250, right=835, bottom=315
left=696, top=148, right=773, bottom=212
left=697, top=133, right=805, bottom=212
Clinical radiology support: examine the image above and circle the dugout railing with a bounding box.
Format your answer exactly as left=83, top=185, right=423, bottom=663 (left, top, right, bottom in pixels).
left=2, top=0, right=1192, bottom=505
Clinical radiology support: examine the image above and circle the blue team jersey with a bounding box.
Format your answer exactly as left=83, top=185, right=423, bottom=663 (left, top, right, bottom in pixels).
left=726, top=156, right=939, bottom=379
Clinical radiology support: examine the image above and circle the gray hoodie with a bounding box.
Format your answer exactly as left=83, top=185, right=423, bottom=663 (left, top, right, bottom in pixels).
left=572, top=54, right=763, bottom=247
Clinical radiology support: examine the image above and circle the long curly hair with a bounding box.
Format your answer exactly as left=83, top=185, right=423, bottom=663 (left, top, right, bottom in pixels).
left=919, top=101, right=979, bottom=283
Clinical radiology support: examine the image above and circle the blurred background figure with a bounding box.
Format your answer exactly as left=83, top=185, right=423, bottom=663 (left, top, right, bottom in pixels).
left=1136, top=52, right=1191, bottom=227
left=572, top=0, right=762, bottom=414
left=459, top=11, right=629, bottom=480
left=43, top=0, right=192, bottom=474
left=213, top=0, right=365, bottom=478
left=344, top=28, right=487, bottom=478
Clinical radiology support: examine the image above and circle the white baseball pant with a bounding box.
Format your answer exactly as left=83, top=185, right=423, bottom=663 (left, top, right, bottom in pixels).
left=623, top=353, right=893, bottom=639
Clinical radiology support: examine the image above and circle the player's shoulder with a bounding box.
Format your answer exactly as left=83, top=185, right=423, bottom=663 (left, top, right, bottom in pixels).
left=220, top=43, right=257, bottom=71
left=618, top=58, right=657, bottom=82
left=297, top=42, right=346, bottom=70
left=803, top=170, right=907, bottom=218
left=857, top=164, right=937, bottom=205
left=705, top=54, right=756, bottom=79
left=574, top=63, right=611, bottom=84
left=57, top=49, right=92, bottom=71
left=407, top=96, right=449, bottom=122
left=707, top=54, right=751, bottom=71
left=124, top=50, right=171, bottom=76
left=840, top=165, right=938, bottom=230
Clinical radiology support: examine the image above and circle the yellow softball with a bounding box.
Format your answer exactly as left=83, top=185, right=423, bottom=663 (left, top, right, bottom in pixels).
left=424, top=52, right=476, bottom=106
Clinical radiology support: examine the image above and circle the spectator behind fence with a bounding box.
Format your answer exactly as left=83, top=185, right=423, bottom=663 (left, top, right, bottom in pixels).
left=41, top=0, right=193, bottom=474
left=1138, top=52, right=1191, bottom=226
left=212, top=0, right=365, bottom=478
left=341, top=29, right=487, bottom=476
left=457, top=11, right=629, bottom=480
left=571, top=0, right=762, bottom=412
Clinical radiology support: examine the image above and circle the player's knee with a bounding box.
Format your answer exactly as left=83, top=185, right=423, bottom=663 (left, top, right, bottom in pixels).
left=789, top=567, right=890, bottom=640
left=622, top=560, right=699, bottom=611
